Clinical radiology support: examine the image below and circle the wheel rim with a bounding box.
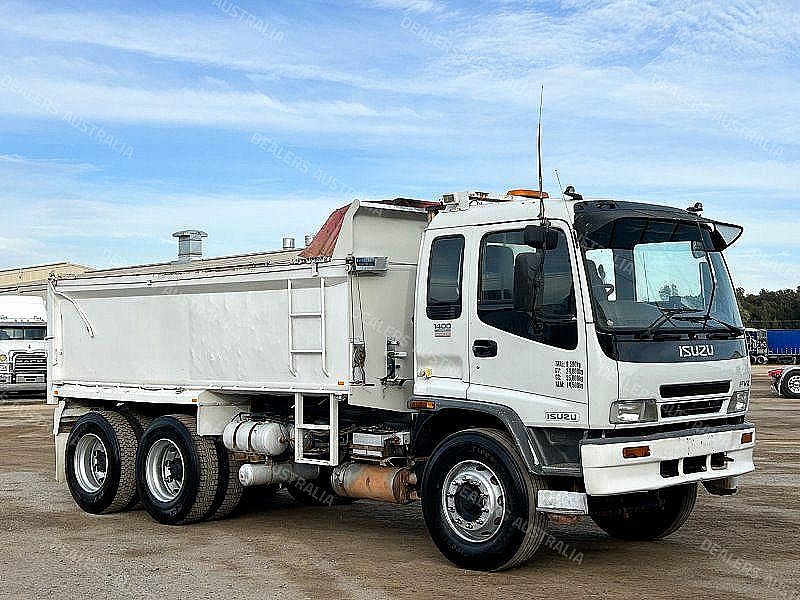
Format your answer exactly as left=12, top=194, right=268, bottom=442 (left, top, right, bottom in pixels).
left=74, top=433, right=108, bottom=493
left=788, top=375, right=800, bottom=395
left=146, top=439, right=185, bottom=502
left=442, top=459, right=506, bottom=543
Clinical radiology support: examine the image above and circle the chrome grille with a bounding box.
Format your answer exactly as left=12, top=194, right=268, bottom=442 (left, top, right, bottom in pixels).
left=12, top=352, right=47, bottom=374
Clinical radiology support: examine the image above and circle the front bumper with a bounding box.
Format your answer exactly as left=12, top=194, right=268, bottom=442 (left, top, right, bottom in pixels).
left=580, top=423, right=755, bottom=496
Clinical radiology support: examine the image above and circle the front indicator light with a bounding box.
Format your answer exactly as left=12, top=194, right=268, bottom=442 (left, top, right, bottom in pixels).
left=623, top=445, right=651, bottom=459
left=610, top=399, right=658, bottom=424
left=741, top=432, right=753, bottom=444
left=727, top=390, right=750, bottom=414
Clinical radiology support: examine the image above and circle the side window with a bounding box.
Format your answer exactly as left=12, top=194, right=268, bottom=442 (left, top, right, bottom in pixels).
left=478, top=228, right=577, bottom=350
left=427, top=235, right=465, bottom=320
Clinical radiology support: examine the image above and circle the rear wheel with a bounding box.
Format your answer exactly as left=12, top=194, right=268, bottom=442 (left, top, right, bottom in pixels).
left=65, top=410, right=138, bottom=514
left=780, top=370, right=800, bottom=399
left=207, top=441, right=245, bottom=520
left=589, top=484, right=697, bottom=540
left=136, top=414, right=219, bottom=525
left=421, top=428, right=548, bottom=571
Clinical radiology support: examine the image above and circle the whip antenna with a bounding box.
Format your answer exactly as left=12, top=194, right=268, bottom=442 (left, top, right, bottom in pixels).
left=537, top=85, right=545, bottom=219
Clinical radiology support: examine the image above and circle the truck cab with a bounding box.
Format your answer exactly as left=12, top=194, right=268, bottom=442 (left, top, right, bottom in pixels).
left=0, top=296, right=48, bottom=393
left=412, top=192, right=753, bottom=558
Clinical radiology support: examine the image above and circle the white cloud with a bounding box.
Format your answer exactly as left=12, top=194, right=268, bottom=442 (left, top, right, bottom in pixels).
left=0, top=74, right=435, bottom=136
left=364, top=0, right=444, bottom=13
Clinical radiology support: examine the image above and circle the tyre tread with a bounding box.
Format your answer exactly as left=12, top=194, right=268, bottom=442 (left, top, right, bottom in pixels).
left=96, top=410, right=138, bottom=514
left=209, top=445, right=245, bottom=521
left=469, top=428, right=548, bottom=571
left=168, top=414, right=220, bottom=525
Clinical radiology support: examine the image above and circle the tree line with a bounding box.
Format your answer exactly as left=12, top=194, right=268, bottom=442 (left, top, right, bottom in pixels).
left=736, top=287, right=800, bottom=329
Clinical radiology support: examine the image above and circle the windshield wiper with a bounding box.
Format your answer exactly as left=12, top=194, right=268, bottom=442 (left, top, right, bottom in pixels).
left=637, top=307, right=699, bottom=339
left=671, top=314, right=744, bottom=336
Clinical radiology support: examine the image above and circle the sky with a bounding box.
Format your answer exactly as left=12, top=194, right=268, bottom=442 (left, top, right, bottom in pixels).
left=0, top=0, right=797, bottom=291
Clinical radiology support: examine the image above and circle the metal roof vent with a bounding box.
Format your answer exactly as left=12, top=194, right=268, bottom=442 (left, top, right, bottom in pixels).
left=304, top=234, right=314, bottom=247
left=173, top=230, right=208, bottom=261
left=282, top=237, right=296, bottom=250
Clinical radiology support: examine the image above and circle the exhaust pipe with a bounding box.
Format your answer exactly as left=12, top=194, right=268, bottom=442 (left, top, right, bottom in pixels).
left=238, top=462, right=320, bottom=487
left=330, top=463, right=418, bottom=504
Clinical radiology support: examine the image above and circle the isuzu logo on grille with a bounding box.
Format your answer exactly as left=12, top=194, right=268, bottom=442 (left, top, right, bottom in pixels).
left=678, top=344, right=714, bottom=358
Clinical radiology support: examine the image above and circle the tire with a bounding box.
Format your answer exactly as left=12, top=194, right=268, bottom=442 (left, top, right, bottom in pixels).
left=118, top=407, right=154, bottom=438
left=589, top=483, right=697, bottom=541
left=136, top=414, right=220, bottom=525
left=286, top=467, right=354, bottom=506
left=65, top=410, right=138, bottom=515
left=207, top=441, right=245, bottom=521
left=421, top=428, right=548, bottom=572
left=780, top=370, right=800, bottom=399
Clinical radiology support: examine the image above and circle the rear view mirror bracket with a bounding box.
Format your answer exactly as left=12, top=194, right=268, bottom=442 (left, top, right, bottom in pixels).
left=524, top=224, right=559, bottom=250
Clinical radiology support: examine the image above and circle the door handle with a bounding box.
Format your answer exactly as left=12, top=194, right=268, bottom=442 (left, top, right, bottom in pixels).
left=472, top=339, right=498, bottom=358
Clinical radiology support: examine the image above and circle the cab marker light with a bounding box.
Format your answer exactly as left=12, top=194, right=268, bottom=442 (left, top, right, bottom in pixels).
left=409, top=400, right=435, bottom=410
left=623, top=445, right=651, bottom=459
left=741, top=432, right=753, bottom=444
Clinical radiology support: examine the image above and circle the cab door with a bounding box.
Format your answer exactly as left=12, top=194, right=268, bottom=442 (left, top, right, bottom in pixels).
left=414, top=229, right=470, bottom=399
left=466, top=220, right=589, bottom=426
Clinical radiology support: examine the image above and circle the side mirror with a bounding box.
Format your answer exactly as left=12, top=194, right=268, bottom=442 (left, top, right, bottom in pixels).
left=524, top=225, right=559, bottom=250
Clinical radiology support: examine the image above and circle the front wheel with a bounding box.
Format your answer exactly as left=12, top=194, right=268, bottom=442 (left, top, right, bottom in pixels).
left=589, top=484, right=697, bottom=541
left=421, top=428, right=548, bottom=571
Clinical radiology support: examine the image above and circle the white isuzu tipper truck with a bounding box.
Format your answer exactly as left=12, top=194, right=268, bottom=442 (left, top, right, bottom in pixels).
left=49, top=190, right=755, bottom=571
left=1, top=295, right=47, bottom=393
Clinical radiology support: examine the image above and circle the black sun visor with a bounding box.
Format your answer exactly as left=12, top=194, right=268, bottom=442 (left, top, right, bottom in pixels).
left=574, top=201, right=743, bottom=251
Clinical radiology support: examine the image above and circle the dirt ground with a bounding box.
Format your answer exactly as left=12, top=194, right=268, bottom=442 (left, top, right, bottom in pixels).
left=0, top=366, right=797, bottom=600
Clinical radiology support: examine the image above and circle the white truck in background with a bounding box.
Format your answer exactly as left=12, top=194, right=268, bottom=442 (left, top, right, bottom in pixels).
left=49, top=190, right=755, bottom=571
left=0, top=295, right=47, bottom=394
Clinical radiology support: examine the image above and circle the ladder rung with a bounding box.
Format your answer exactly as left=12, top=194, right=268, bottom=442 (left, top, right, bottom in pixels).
left=290, top=312, right=322, bottom=318
left=297, top=424, right=331, bottom=431
left=290, top=349, right=323, bottom=354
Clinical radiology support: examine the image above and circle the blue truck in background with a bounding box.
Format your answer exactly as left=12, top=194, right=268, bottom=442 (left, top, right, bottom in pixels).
left=746, top=328, right=800, bottom=365
left=748, top=329, right=800, bottom=398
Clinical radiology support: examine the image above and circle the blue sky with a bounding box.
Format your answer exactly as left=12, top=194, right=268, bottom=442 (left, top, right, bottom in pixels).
left=0, top=0, right=797, bottom=291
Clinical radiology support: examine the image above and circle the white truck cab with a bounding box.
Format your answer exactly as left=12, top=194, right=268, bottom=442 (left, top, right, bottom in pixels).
left=48, top=190, right=754, bottom=571
left=414, top=192, right=753, bottom=495
left=0, top=295, right=48, bottom=393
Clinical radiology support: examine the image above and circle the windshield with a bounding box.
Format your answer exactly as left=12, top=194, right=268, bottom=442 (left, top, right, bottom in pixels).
left=0, top=327, right=46, bottom=341
left=581, top=218, right=743, bottom=333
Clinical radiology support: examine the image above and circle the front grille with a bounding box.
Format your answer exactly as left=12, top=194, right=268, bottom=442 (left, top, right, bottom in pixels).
left=12, top=353, right=47, bottom=374
left=660, top=381, right=730, bottom=398
left=661, top=399, right=724, bottom=418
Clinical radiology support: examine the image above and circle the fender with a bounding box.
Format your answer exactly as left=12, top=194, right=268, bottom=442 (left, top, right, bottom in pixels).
left=410, top=396, right=582, bottom=477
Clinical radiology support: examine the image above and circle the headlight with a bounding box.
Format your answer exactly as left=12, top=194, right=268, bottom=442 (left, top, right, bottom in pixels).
left=727, top=390, right=750, bottom=414
left=0, top=354, right=6, bottom=363
left=610, top=399, right=658, bottom=424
